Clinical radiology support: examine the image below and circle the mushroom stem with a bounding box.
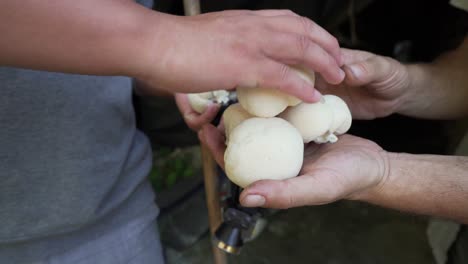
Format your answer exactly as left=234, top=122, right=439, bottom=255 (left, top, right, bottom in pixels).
left=314, top=132, right=338, bottom=144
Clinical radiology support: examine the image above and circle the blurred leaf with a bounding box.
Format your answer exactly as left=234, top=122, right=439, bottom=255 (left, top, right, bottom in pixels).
left=166, top=172, right=178, bottom=188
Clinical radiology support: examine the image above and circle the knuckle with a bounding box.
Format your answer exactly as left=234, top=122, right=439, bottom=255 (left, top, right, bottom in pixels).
left=296, top=34, right=311, bottom=56
left=229, top=39, right=255, bottom=60
left=277, top=64, right=292, bottom=83
left=298, top=16, right=315, bottom=34
left=330, top=36, right=340, bottom=50
left=322, top=187, right=340, bottom=203
left=326, top=52, right=338, bottom=68
left=277, top=181, right=295, bottom=209
left=317, top=51, right=338, bottom=74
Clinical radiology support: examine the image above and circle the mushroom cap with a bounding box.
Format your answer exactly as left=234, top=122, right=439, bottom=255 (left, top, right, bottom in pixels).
left=224, top=117, right=304, bottom=188
left=323, top=95, right=352, bottom=135
left=236, top=87, right=293, bottom=117
left=279, top=101, right=333, bottom=143
left=236, top=68, right=315, bottom=118
left=222, top=103, right=254, bottom=142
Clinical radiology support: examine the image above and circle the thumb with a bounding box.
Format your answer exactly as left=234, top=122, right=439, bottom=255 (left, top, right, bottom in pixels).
left=239, top=172, right=345, bottom=209
left=343, top=55, right=392, bottom=86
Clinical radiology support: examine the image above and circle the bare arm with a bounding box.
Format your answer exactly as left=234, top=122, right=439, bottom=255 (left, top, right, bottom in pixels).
left=319, top=36, right=468, bottom=121
left=359, top=152, right=468, bottom=224
left=0, top=0, right=159, bottom=78
left=0, top=1, right=345, bottom=100
left=205, top=129, right=468, bottom=224
left=399, top=36, right=468, bottom=119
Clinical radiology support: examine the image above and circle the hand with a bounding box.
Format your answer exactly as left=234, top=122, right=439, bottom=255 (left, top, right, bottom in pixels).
left=142, top=10, right=345, bottom=103
left=316, top=48, right=410, bottom=119
left=175, top=93, right=220, bottom=131
left=199, top=124, right=388, bottom=209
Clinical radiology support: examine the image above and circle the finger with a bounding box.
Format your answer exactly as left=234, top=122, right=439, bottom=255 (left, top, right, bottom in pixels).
left=343, top=55, right=392, bottom=87
left=224, top=9, right=299, bottom=17
left=262, top=15, right=342, bottom=65
left=341, top=48, right=374, bottom=65
left=217, top=118, right=226, bottom=136
left=175, top=93, right=194, bottom=116
left=199, top=124, right=226, bottom=169
left=263, top=32, right=345, bottom=85
left=239, top=172, right=344, bottom=209
left=175, top=93, right=220, bottom=131
left=198, top=103, right=220, bottom=123
left=187, top=104, right=220, bottom=131
left=256, top=59, right=322, bottom=102
left=218, top=9, right=299, bottom=18
left=253, top=9, right=300, bottom=17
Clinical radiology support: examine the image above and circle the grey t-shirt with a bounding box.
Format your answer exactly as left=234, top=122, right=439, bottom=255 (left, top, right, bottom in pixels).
left=0, top=0, right=157, bottom=261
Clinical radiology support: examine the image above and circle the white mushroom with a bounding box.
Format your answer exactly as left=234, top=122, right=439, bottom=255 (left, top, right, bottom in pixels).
left=224, top=117, right=304, bottom=188
left=187, top=90, right=230, bottom=114
left=236, top=68, right=315, bottom=117
left=279, top=95, right=352, bottom=144
left=279, top=100, right=334, bottom=143
left=323, top=95, right=352, bottom=135
left=222, top=103, right=254, bottom=143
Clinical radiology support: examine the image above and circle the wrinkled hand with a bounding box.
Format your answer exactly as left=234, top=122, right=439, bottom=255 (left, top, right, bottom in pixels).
left=144, top=10, right=345, bottom=103
left=316, top=48, right=410, bottom=119
left=175, top=93, right=220, bottom=131
left=199, top=124, right=388, bottom=209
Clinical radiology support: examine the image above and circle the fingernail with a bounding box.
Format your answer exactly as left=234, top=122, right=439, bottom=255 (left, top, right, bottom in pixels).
left=338, top=68, right=346, bottom=80
left=241, top=194, right=266, bottom=207
left=347, top=65, right=361, bottom=79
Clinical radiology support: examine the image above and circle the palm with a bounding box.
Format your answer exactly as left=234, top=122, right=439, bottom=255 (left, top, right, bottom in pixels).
left=298, top=135, right=386, bottom=203
left=199, top=124, right=388, bottom=209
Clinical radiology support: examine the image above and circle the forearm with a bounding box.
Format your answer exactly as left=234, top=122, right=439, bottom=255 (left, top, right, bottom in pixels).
left=0, top=0, right=163, bottom=78
left=360, top=152, right=468, bottom=224
left=397, top=36, right=468, bottom=119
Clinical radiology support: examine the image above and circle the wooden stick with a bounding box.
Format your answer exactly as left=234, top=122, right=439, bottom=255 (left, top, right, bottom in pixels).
left=182, top=1, right=228, bottom=264
left=201, top=145, right=228, bottom=264
left=183, top=0, right=201, bottom=16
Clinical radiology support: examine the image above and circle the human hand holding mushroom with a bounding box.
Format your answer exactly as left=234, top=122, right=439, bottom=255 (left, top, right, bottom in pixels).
left=172, top=10, right=346, bottom=132
left=199, top=39, right=468, bottom=225
left=199, top=124, right=388, bottom=208
left=195, top=66, right=354, bottom=193
left=313, top=48, right=410, bottom=120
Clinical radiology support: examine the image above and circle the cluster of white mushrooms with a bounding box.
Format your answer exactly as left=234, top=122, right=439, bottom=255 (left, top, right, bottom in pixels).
left=187, top=68, right=352, bottom=188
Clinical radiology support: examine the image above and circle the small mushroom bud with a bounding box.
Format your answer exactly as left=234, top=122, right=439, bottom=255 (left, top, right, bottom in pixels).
left=236, top=68, right=315, bottom=117
left=187, top=90, right=230, bottom=114
left=224, top=117, right=304, bottom=188
left=222, top=103, right=254, bottom=143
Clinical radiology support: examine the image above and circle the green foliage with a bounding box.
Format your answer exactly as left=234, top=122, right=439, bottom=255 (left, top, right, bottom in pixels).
left=148, top=147, right=198, bottom=192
